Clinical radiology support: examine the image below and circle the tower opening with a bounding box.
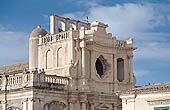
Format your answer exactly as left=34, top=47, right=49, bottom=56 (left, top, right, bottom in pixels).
left=95, top=58, right=104, bottom=78
left=117, top=58, right=124, bottom=82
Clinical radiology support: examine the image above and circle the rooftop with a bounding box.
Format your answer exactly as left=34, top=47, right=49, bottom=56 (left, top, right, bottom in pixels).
left=121, top=83, right=170, bottom=95
left=0, top=62, right=28, bottom=74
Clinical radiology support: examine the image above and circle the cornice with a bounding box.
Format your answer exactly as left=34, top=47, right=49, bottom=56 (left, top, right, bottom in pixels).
left=120, top=83, right=170, bottom=95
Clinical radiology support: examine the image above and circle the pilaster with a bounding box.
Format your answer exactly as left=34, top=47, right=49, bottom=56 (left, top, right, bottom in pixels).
left=2, top=100, right=7, bottom=110
left=114, top=55, right=118, bottom=83
left=28, top=98, right=34, bottom=110
left=69, top=102, right=74, bottom=110
left=81, top=102, right=86, bottom=110
left=90, top=103, right=95, bottom=110
left=128, top=54, right=134, bottom=83
left=23, top=98, right=28, bottom=110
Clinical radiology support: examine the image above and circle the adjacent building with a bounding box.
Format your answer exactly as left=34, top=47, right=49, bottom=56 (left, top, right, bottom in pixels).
left=120, top=83, right=170, bottom=110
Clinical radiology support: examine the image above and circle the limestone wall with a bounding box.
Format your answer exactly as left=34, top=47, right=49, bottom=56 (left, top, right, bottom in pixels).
left=121, top=92, right=170, bottom=110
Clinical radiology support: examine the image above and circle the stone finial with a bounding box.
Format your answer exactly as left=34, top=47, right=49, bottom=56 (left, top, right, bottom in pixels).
left=91, top=21, right=108, bottom=33
left=41, top=68, right=45, bottom=74
left=39, top=69, right=41, bottom=73
left=35, top=68, right=38, bottom=72
left=91, top=21, right=108, bottom=28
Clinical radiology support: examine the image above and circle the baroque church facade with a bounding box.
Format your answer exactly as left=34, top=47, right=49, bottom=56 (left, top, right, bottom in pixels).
left=0, top=15, right=136, bottom=110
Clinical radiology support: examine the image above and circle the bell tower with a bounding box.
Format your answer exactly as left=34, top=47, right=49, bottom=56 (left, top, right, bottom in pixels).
left=30, top=15, right=136, bottom=93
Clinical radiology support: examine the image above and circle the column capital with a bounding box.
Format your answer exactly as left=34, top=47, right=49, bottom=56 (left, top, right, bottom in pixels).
left=0, top=100, right=7, bottom=104
left=28, top=98, right=40, bottom=102
left=23, top=98, right=28, bottom=102
left=127, top=54, right=133, bottom=59
left=68, top=99, right=76, bottom=104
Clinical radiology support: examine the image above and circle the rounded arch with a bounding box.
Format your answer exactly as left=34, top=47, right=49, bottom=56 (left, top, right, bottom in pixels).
left=7, top=106, right=21, bottom=110
left=44, top=100, right=67, bottom=110
left=117, top=58, right=124, bottom=82
left=45, top=48, right=53, bottom=69
left=57, top=47, right=64, bottom=67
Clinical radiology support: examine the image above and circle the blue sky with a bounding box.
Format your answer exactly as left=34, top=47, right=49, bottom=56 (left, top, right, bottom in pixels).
left=0, top=0, right=170, bottom=86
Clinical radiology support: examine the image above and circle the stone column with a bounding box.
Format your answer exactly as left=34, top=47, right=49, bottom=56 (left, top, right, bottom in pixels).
left=124, top=56, right=129, bottom=82
left=112, top=103, right=117, bottom=110
left=69, top=102, right=74, bottom=110
left=129, top=55, right=134, bottom=83
left=2, top=74, right=8, bottom=110
left=50, top=15, right=58, bottom=34
left=2, top=101, right=7, bottom=110
left=34, top=98, right=40, bottom=110
left=114, top=56, right=118, bottom=82
left=65, top=19, right=70, bottom=31
left=113, top=56, right=119, bottom=92
left=28, top=98, right=34, bottom=110
left=90, top=103, right=94, bottom=110
left=81, top=47, right=86, bottom=78
left=80, top=36, right=86, bottom=78
left=114, top=106, right=118, bottom=110
left=23, top=99, right=28, bottom=110
left=81, top=102, right=86, bottom=110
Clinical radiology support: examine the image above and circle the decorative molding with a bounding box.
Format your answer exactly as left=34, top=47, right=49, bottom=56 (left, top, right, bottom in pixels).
left=148, top=99, right=170, bottom=105
left=95, top=103, right=111, bottom=110
left=44, top=100, right=67, bottom=110
left=121, top=84, right=170, bottom=95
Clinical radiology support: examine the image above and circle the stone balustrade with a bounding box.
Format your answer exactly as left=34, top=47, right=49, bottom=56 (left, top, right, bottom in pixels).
left=7, top=75, right=22, bottom=85
left=45, top=75, right=69, bottom=85
left=0, top=71, right=69, bottom=91
left=40, top=31, right=70, bottom=44
left=115, top=38, right=133, bottom=48
left=115, top=40, right=127, bottom=47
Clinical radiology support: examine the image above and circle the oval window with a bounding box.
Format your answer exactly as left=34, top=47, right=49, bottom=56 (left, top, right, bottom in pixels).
left=95, top=58, right=104, bottom=78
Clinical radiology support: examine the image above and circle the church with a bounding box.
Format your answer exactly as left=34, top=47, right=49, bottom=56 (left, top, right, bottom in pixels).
left=0, top=15, right=137, bottom=110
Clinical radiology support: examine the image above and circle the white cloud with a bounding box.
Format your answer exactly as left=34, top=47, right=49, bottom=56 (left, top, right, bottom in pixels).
left=134, top=69, right=150, bottom=77
left=135, top=41, right=170, bottom=60
left=89, top=4, right=159, bottom=34
left=0, top=25, right=29, bottom=65
left=62, top=2, right=170, bottom=61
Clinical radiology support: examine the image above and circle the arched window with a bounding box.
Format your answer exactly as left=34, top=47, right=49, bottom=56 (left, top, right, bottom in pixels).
left=57, top=47, right=64, bottom=67
left=69, top=23, right=76, bottom=30
left=58, top=21, right=66, bottom=32
left=117, top=58, right=124, bottom=82
left=46, top=50, right=53, bottom=69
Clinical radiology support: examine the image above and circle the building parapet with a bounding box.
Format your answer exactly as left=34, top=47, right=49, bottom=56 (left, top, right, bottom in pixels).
left=39, top=31, right=71, bottom=45
left=0, top=69, right=70, bottom=91
left=115, top=38, right=133, bottom=48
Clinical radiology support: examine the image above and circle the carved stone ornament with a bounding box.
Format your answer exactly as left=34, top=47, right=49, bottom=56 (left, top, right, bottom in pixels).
left=44, top=101, right=67, bottom=110
left=95, top=103, right=111, bottom=110
left=7, top=106, right=21, bottom=110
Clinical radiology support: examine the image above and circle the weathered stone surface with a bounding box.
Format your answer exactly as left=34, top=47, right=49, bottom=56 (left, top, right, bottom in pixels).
left=0, top=15, right=136, bottom=110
